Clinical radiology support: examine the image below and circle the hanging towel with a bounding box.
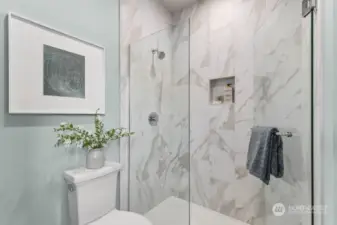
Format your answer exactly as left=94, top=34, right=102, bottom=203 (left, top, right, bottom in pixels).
left=246, top=126, right=284, bottom=185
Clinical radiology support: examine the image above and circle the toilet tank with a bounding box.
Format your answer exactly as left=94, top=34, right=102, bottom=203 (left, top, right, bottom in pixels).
left=64, top=162, right=122, bottom=225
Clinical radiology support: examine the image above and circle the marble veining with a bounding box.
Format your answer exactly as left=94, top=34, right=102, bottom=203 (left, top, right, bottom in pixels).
left=121, top=0, right=312, bottom=225
left=120, top=0, right=174, bottom=210
left=186, top=0, right=311, bottom=224
left=127, top=23, right=190, bottom=214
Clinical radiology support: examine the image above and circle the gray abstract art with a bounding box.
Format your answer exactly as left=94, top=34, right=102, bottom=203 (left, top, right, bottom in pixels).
left=43, top=45, right=85, bottom=98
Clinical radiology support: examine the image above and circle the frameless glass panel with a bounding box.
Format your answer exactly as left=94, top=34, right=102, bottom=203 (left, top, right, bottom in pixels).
left=253, top=2, right=312, bottom=225
left=129, top=21, right=190, bottom=225
left=188, top=1, right=312, bottom=225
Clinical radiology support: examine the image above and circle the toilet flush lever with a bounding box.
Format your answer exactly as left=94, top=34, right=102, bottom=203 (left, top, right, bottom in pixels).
left=68, top=184, right=76, bottom=192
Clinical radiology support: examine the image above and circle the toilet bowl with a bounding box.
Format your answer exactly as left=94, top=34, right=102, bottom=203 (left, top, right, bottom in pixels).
left=64, top=162, right=151, bottom=225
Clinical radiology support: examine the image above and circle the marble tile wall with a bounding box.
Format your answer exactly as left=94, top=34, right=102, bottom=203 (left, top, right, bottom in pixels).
left=183, top=0, right=312, bottom=224
left=120, top=0, right=190, bottom=216
left=121, top=0, right=312, bottom=225
left=253, top=1, right=311, bottom=224
left=187, top=1, right=259, bottom=223
left=128, top=27, right=190, bottom=214
left=119, top=0, right=173, bottom=210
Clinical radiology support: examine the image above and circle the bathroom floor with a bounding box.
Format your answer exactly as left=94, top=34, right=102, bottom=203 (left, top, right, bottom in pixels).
left=145, top=197, right=249, bottom=225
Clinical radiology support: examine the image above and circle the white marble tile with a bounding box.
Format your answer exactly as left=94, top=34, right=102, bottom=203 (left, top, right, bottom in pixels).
left=186, top=0, right=311, bottom=224
left=121, top=0, right=312, bottom=224
left=120, top=0, right=173, bottom=210
left=121, top=2, right=191, bottom=214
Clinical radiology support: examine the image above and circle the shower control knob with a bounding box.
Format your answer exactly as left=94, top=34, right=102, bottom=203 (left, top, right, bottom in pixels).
left=148, top=112, right=159, bottom=126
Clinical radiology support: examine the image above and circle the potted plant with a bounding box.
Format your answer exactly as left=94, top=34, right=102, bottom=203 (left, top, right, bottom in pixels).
left=54, top=109, right=134, bottom=169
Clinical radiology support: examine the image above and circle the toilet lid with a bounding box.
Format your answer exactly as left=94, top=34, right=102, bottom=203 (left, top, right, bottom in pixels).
left=90, top=210, right=152, bottom=225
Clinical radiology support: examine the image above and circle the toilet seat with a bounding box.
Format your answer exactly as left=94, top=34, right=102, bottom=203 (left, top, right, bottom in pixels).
left=89, top=210, right=152, bottom=225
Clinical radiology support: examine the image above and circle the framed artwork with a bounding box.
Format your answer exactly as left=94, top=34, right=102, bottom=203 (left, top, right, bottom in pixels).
left=8, top=13, right=106, bottom=114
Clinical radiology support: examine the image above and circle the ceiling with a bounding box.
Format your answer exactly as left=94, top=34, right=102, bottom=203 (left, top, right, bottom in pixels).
left=157, top=0, right=198, bottom=12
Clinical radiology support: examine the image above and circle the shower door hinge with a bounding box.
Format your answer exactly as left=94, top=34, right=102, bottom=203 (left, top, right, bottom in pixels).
left=302, top=0, right=316, bottom=17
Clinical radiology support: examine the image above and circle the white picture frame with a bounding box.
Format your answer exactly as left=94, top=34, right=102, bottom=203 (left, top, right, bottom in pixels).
left=8, top=12, right=106, bottom=114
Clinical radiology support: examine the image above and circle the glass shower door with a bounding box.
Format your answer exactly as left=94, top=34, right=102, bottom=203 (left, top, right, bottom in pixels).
left=129, top=21, right=190, bottom=225
left=188, top=1, right=313, bottom=225
left=128, top=1, right=314, bottom=225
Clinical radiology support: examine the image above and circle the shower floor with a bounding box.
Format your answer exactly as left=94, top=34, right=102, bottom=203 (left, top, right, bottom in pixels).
left=145, top=197, right=249, bottom=225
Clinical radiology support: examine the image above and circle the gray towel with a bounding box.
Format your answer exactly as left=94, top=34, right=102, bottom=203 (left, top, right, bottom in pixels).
left=246, top=126, right=284, bottom=185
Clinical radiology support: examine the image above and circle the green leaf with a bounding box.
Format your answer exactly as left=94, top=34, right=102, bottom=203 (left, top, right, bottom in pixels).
left=53, top=109, right=135, bottom=150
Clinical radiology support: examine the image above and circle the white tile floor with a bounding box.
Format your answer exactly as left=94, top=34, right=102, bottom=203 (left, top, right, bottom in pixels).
left=145, top=197, right=249, bottom=225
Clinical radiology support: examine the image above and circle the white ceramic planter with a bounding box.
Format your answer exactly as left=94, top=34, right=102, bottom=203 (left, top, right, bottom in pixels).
left=86, top=149, right=105, bottom=169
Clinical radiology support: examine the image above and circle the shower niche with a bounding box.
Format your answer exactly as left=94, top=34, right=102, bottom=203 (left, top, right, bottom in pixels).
left=209, top=77, right=235, bottom=105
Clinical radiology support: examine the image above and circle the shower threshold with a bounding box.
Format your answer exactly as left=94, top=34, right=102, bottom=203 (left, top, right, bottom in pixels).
left=145, top=196, right=249, bottom=225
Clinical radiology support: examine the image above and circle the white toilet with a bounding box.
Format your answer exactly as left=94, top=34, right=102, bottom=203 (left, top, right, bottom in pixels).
left=64, top=162, right=152, bottom=225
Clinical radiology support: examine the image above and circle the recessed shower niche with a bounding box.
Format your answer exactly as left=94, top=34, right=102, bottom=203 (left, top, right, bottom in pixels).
left=209, top=77, right=235, bottom=105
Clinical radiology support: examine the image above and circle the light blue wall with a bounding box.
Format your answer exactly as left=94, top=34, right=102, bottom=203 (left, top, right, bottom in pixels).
left=0, top=1, right=120, bottom=225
